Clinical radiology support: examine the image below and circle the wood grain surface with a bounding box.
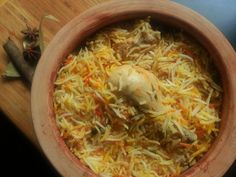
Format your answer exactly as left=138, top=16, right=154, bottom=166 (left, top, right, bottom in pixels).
left=0, top=0, right=108, bottom=145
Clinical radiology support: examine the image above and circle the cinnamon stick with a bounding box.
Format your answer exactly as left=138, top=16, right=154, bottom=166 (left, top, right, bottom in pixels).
left=3, top=38, right=34, bottom=83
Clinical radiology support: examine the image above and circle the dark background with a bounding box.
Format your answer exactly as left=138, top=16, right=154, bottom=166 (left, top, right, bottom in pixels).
left=174, top=0, right=236, bottom=48
left=0, top=1, right=235, bottom=177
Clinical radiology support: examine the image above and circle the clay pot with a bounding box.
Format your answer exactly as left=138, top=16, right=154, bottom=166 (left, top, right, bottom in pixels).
left=31, top=0, right=236, bottom=177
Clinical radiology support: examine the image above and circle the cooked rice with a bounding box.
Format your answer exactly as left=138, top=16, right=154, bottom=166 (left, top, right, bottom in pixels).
left=53, top=18, right=222, bottom=177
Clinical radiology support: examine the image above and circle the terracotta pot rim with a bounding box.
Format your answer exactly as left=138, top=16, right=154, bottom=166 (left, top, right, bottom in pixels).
left=31, top=1, right=236, bottom=177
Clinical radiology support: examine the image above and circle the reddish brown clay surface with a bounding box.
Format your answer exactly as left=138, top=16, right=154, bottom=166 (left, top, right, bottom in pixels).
left=31, top=0, right=236, bottom=177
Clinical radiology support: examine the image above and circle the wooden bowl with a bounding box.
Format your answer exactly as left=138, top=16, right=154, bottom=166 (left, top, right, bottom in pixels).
left=31, top=0, right=236, bottom=177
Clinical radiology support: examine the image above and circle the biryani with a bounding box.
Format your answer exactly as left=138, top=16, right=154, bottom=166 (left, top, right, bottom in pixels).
left=53, top=18, right=222, bottom=177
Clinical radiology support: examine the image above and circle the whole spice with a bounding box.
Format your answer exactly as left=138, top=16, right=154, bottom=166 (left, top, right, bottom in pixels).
left=21, top=25, right=39, bottom=42
left=23, top=43, right=41, bottom=64
left=3, top=38, right=34, bottom=83
left=2, top=62, right=20, bottom=78
left=21, top=24, right=41, bottom=64
left=39, top=14, right=59, bottom=52
left=2, top=14, right=59, bottom=80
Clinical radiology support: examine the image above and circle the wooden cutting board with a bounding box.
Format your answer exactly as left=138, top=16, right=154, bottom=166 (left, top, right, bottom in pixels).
left=0, top=0, right=108, bottom=146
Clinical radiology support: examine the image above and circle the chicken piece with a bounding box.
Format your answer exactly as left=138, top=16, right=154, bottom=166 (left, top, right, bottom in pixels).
left=108, top=65, right=197, bottom=143
left=163, top=119, right=197, bottom=143
left=108, top=65, right=161, bottom=111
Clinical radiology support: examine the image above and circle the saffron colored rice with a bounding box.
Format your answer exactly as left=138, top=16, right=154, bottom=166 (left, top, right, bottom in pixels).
left=53, top=18, right=222, bottom=177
